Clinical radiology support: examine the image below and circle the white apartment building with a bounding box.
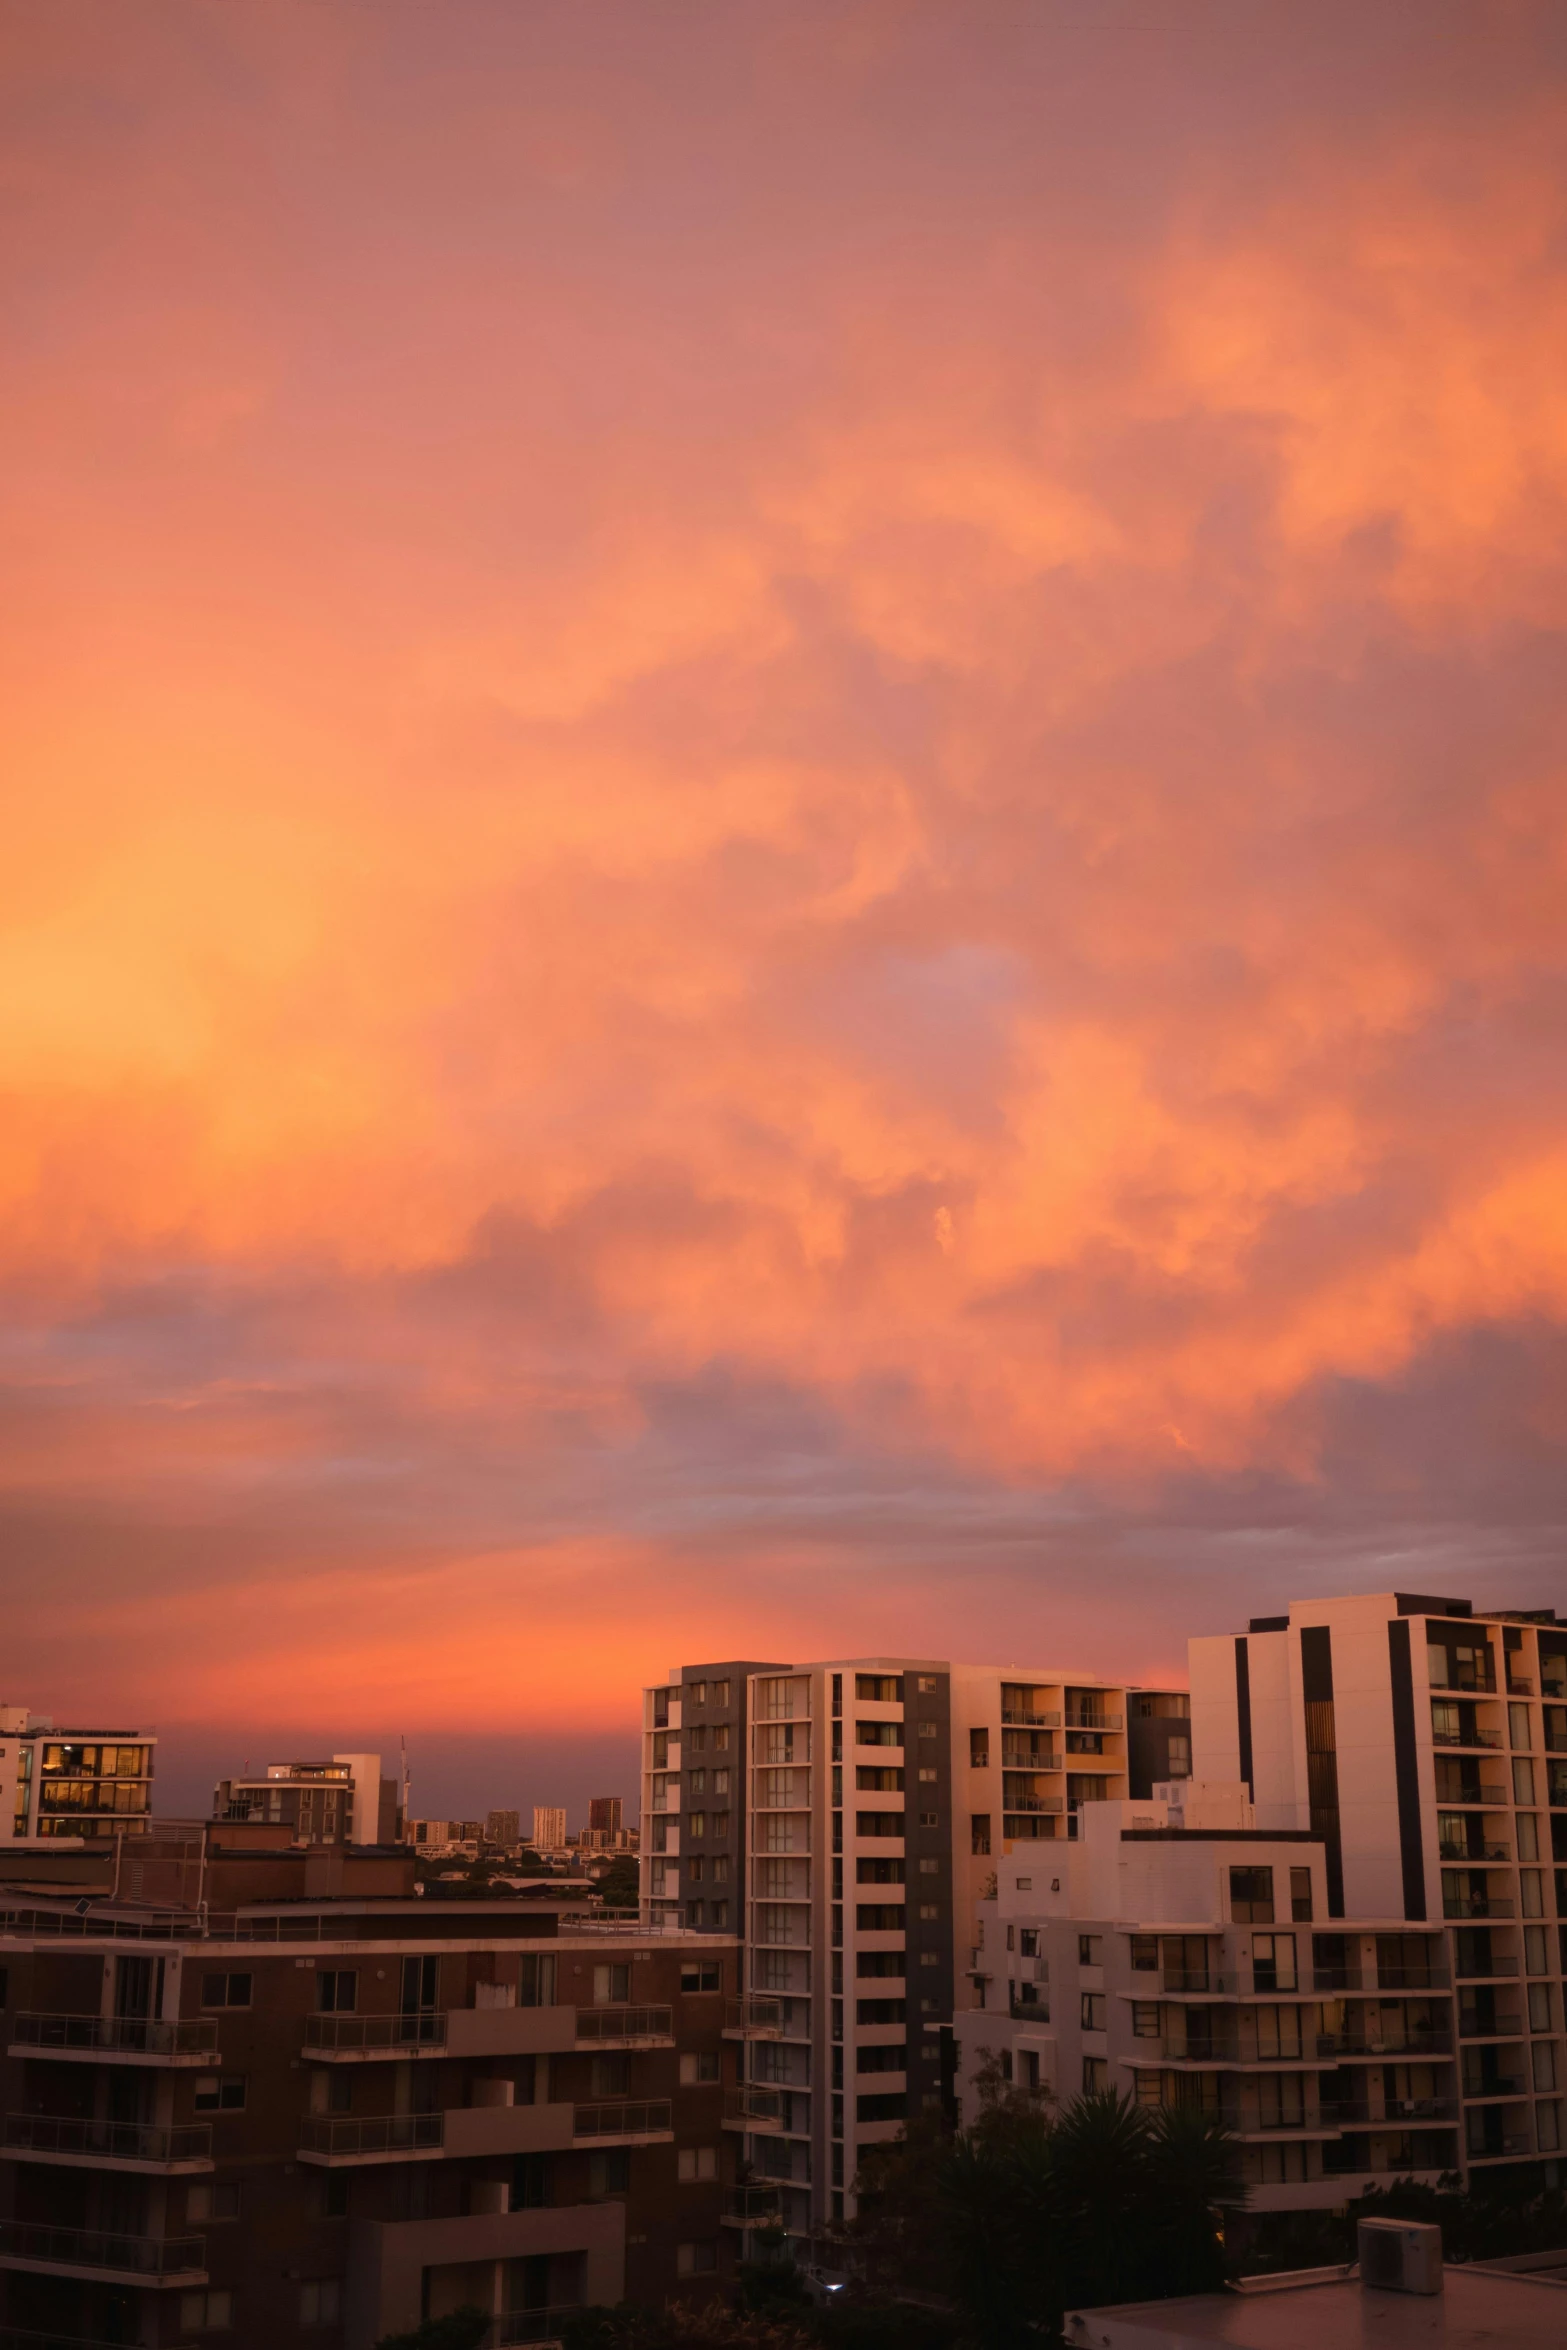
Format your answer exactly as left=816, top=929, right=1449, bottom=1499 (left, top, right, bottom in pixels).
left=640, top=1655, right=1190, bottom=2236
left=956, top=1781, right=1462, bottom=2215
left=0, top=1705, right=156, bottom=1844
left=533, top=1806, right=567, bottom=1851
left=212, top=1752, right=398, bottom=1847
left=1189, top=1591, right=1567, bottom=2179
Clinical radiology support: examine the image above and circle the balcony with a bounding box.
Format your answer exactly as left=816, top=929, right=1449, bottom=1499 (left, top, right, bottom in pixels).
left=297, top=2112, right=444, bottom=2166
left=1505, top=1674, right=1534, bottom=1696
left=724, top=1997, right=783, bottom=2040
left=0, top=2221, right=205, bottom=2287
left=487, top=2313, right=575, bottom=2348
left=1316, top=2031, right=1455, bottom=2060
left=1439, top=1840, right=1511, bottom=1863
left=1428, top=1673, right=1497, bottom=1697
left=721, top=2185, right=785, bottom=2226
left=724, top=2086, right=793, bottom=2132
left=1001, top=1708, right=1062, bottom=1728
left=573, top=2006, right=673, bottom=2049
left=1158, top=1971, right=1242, bottom=1996
left=1374, top=1967, right=1451, bottom=1992
left=7, top=2014, right=218, bottom=2066
left=1323, top=2099, right=1460, bottom=2126
left=303, top=2011, right=447, bottom=2061
left=1442, top=1892, right=1515, bottom=1921
left=1463, top=2073, right=1528, bottom=2099
left=1008, top=1995, right=1049, bottom=2023
left=1064, top=1710, right=1123, bottom=1732
left=1, top=2114, right=213, bottom=2173
left=1000, top=1795, right=1065, bottom=1815
left=1430, top=1728, right=1502, bottom=1750
left=1469, top=2125, right=1535, bottom=2160
left=572, top=2100, right=673, bottom=2144
left=1435, top=1783, right=1509, bottom=1808
left=1452, top=1954, right=1518, bottom=1980
left=1458, top=2011, right=1523, bottom=2042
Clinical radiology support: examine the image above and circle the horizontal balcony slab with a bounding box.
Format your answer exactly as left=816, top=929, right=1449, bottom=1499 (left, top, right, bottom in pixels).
left=8, top=2015, right=217, bottom=2067
left=0, top=2224, right=205, bottom=2288
left=3, top=2116, right=214, bottom=2173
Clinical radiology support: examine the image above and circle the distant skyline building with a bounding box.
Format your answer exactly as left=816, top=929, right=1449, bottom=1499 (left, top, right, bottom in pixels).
left=485, top=1807, right=520, bottom=1845
left=533, top=1804, right=567, bottom=1849
left=0, top=1704, right=156, bottom=1844
left=590, top=1795, right=623, bottom=1835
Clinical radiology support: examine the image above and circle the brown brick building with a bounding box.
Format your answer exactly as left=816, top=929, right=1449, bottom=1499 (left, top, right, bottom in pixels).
left=0, top=1832, right=741, bottom=2347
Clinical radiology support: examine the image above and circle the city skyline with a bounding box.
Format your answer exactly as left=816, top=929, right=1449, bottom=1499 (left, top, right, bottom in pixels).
left=6, top=7, right=1567, bottom=1767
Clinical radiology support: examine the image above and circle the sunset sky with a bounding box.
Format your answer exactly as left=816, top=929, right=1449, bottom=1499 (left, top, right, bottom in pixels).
left=4, top=3, right=1567, bottom=1818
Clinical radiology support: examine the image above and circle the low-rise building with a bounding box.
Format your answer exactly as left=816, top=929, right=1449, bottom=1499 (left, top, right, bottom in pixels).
left=0, top=1834, right=741, bottom=2347
left=0, top=1706, right=156, bottom=1847
left=956, top=1782, right=1462, bottom=2214
left=213, top=1754, right=399, bottom=1849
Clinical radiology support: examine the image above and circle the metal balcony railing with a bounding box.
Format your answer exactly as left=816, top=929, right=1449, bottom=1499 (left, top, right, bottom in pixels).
left=574, top=2006, right=672, bottom=2043
left=8, top=2014, right=217, bottom=2059
left=1442, top=1894, right=1515, bottom=1920
left=303, top=2011, right=446, bottom=2054
left=0, top=2222, right=204, bottom=2278
left=1458, top=2012, right=1524, bottom=2041
left=1428, top=1672, right=1497, bottom=1696
left=725, top=1996, right=783, bottom=2037
left=572, top=2100, right=672, bottom=2139
left=723, top=2185, right=785, bottom=2224
left=1316, top=2031, right=1455, bottom=2059
left=1434, top=1783, right=1509, bottom=1807
left=1505, top=1675, right=1534, bottom=1696
left=297, top=2113, right=443, bottom=2158
left=2, top=2115, right=213, bottom=2166
left=487, top=2311, right=577, bottom=2347
left=1373, top=1967, right=1451, bottom=1991
left=1439, top=1841, right=1511, bottom=1863
left=1430, top=1729, right=1503, bottom=1750
left=1001, top=1709, right=1061, bottom=1728
left=1001, top=1796, right=1065, bottom=1815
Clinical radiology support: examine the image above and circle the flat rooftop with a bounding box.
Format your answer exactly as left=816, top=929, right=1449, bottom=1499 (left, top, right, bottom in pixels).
left=1064, top=2261, right=1567, bottom=2350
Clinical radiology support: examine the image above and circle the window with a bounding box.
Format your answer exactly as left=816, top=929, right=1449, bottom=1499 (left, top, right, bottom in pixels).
left=713, top=1813, right=731, bottom=1838
left=1166, top=1733, right=1191, bottom=1778
left=918, top=1904, right=941, bottom=1920
left=1530, top=1981, right=1555, bottom=2031
left=680, top=2050, right=721, bottom=2084
left=688, top=1856, right=705, bottom=1883
left=687, top=1726, right=707, bottom=1755
left=1251, top=1933, right=1297, bottom=1992
left=513, top=2153, right=552, bottom=2208
left=678, top=2144, right=719, bottom=2181
left=918, top=1951, right=939, bottom=1968
left=519, top=1954, right=558, bottom=2008
left=681, top=1961, right=721, bottom=1992
left=918, top=1857, right=939, bottom=1875
left=1131, top=2002, right=1160, bottom=2038
left=858, top=1998, right=907, bottom=2024
left=711, top=1899, right=730, bottom=1929
left=594, top=1963, right=630, bottom=2006
left=315, top=1970, right=356, bottom=2013
left=711, top=1854, right=730, bottom=1881
left=1019, top=1928, right=1038, bottom=1957
left=193, top=2076, right=246, bottom=2112
left=321, top=2174, right=348, bottom=2218
left=1082, top=2057, right=1108, bottom=2092
left=691, top=1681, right=707, bottom=1707
left=590, top=2149, right=631, bottom=2196
left=712, top=1769, right=730, bottom=1797
left=1129, top=1935, right=1158, bottom=1972
left=857, top=2092, right=907, bottom=2122
left=918, top=1720, right=939, bottom=1740
left=917, top=1676, right=938, bottom=1694
left=1510, top=1702, right=1533, bottom=1750
left=677, top=2242, right=719, bottom=2276
left=857, top=1812, right=904, bottom=1838
left=1229, top=1866, right=1275, bottom=1924
left=687, top=1812, right=706, bottom=1839
left=178, top=2293, right=233, bottom=2333
left=1290, top=1867, right=1314, bottom=1922
left=858, top=1721, right=902, bottom=1747
left=858, top=2042, right=907, bottom=2073
left=1080, top=1993, right=1106, bottom=2032
left=918, top=1767, right=939, bottom=1784
left=187, top=2182, right=242, bottom=2223
left=1533, top=2040, right=1558, bottom=2091
left=858, top=1904, right=906, bottom=1931
left=971, top=1815, right=991, bottom=1856
left=857, top=1856, right=905, bottom=1884
left=713, top=1722, right=730, bottom=1750
left=714, top=1681, right=730, bottom=1708
left=201, top=1972, right=252, bottom=2009
left=970, top=1729, right=990, bottom=1767
left=858, top=1766, right=904, bottom=1792
left=1077, top=1935, right=1103, bottom=1967
left=591, top=2053, right=631, bottom=2097
left=920, top=1810, right=938, bottom=1828
left=857, top=1675, right=903, bottom=1702
left=857, top=1951, right=905, bottom=1977
left=1257, top=2073, right=1305, bottom=2129
left=300, top=2281, right=341, bottom=2326
left=689, top=1767, right=707, bottom=1794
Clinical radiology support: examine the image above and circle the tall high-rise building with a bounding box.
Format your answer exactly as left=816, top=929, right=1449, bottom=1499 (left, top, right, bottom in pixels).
left=533, top=1805, right=567, bottom=1850
left=1189, top=1590, right=1567, bottom=2177
left=0, top=1706, right=156, bottom=1844
left=589, top=1796, right=623, bottom=1835
left=641, top=1654, right=1188, bottom=2234
left=485, top=1808, right=521, bottom=1846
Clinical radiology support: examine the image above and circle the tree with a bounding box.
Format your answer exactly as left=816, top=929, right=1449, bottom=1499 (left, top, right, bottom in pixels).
left=597, top=1853, right=640, bottom=1908
left=853, top=2082, right=1244, bottom=2345
left=561, top=2303, right=816, bottom=2348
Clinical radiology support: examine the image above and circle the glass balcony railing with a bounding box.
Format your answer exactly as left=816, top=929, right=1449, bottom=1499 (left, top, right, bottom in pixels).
left=571, top=2100, right=672, bottom=2139
left=9, top=2014, right=217, bottom=2060
left=303, top=2012, right=446, bottom=2054
left=0, top=2222, right=204, bottom=2278
left=573, top=2006, right=673, bottom=2044
left=297, top=2113, right=443, bottom=2159
left=1, top=2115, right=212, bottom=2166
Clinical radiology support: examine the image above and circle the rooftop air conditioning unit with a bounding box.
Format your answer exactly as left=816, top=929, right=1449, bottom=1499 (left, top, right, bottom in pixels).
left=1357, top=2216, right=1443, bottom=2295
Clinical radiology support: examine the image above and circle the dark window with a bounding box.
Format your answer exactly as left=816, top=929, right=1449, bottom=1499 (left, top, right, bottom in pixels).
left=857, top=1999, right=907, bottom=2025
left=1229, top=1866, right=1275, bottom=1924
left=1129, top=1935, right=1158, bottom=1972
left=856, top=1766, right=904, bottom=1792
left=857, top=1812, right=905, bottom=1838
left=680, top=1962, right=721, bottom=1992
left=856, top=1856, right=905, bottom=1885
left=589, top=2148, right=630, bottom=2197
left=856, top=1905, right=906, bottom=1932
left=971, top=1815, right=991, bottom=1857
left=857, top=1951, right=905, bottom=1978
left=857, top=2042, right=908, bottom=2073
left=194, top=2075, right=246, bottom=2112
left=512, top=2152, right=552, bottom=2208
left=316, top=1971, right=357, bottom=2014
left=857, top=1722, right=902, bottom=1748
left=857, top=1675, right=903, bottom=1702
left=857, top=2092, right=907, bottom=2122
left=322, top=2174, right=348, bottom=2219
left=201, top=1973, right=252, bottom=2009
left=969, top=1729, right=990, bottom=1767
left=1290, top=1867, right=1314, bottom=1922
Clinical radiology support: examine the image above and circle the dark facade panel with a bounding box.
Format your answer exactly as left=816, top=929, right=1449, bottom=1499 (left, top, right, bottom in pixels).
left=1387, top=1618, right=1426, bottom=1921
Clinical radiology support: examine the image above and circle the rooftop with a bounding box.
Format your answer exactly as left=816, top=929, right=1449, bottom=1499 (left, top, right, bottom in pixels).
left=1065, top=2259, right=1567, bottom=2350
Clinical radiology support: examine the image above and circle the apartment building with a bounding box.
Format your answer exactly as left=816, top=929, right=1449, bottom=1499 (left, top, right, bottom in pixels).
left=532, top=1811, right=567, bottom=1854
left=213, top=1755, right=399, bottom=1850
left=0, top=1708, right=156, bottom=1847
left=0, top=1832, right=741, bottom=2349
left=588, top=1801, right=623, bottom=1839
left=641, top=1654, right=1189, bottom=2237
left=487, top=1813, right=522, bottom=1849
left=1190, top=1591, right=1567, bottom=2183
left=955, top=1781, right=1463, bottom=2217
